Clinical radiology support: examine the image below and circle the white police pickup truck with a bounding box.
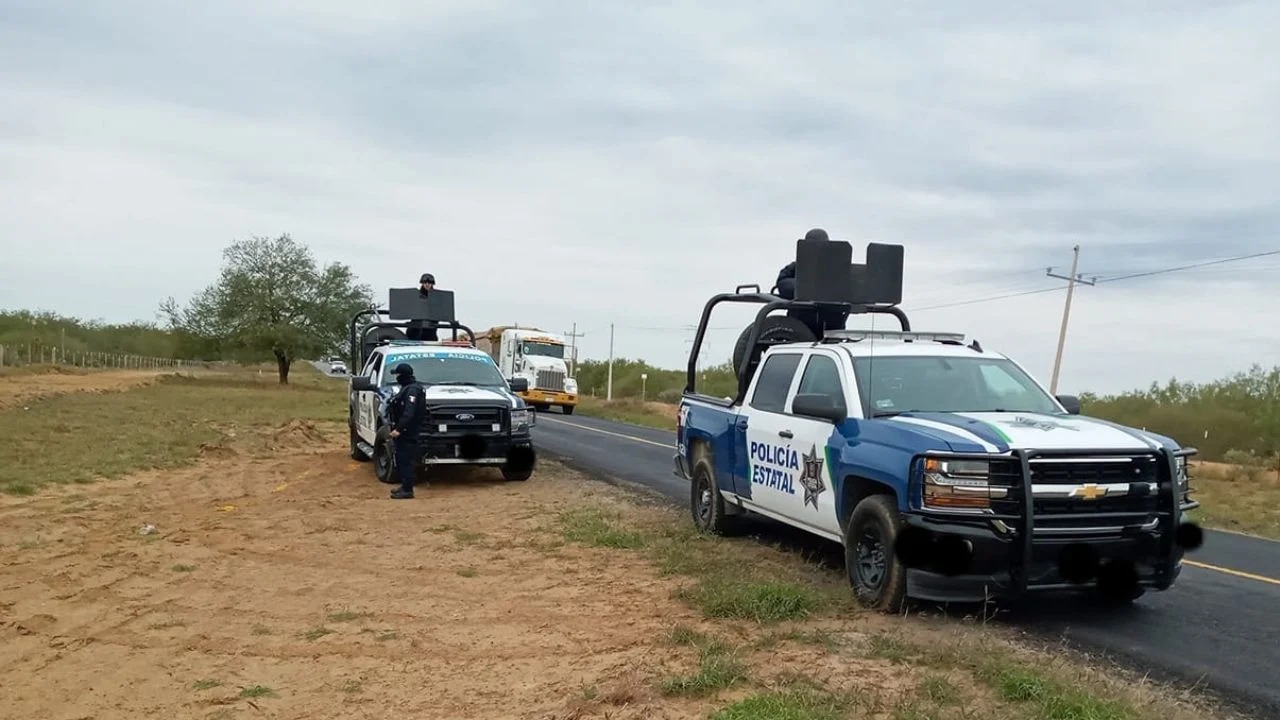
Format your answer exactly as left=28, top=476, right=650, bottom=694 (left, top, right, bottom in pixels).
left=348, top=341, right=536, bottom=482
left=674, top=237, right=1198, bottom=612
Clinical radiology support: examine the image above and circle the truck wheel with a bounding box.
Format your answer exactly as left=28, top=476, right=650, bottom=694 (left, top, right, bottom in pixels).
left=373, top=431, right=395, bottom=484
left=844, top=494, right=908, bottom=613
left=502, top=466, right=533, bottom=481
left=349, top=422, right=370, bottom=462
left=690, top=458, right=734, bottom=535
left=732, top=316, right=817, bottom=376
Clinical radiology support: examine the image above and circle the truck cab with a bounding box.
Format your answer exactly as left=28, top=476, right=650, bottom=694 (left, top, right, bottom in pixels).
left=675, top=235, right=1199, bottom=612
left=476, top=326, right=579, bottom=414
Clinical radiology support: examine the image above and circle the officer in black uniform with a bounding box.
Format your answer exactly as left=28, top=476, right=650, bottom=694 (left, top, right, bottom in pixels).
left=774, top=228, right=849, bottom=334
left=405, top=273, right=440, bottom=342
left=386, top=363, right=428, bottom=499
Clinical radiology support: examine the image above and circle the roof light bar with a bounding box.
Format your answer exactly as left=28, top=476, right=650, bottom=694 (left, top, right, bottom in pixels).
left=824, top=329, right=966, bottom=344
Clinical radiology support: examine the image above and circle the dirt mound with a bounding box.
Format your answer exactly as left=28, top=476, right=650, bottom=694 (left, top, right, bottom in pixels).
left=261, top=418, right=329, bottom=451
left=0, top=369, right=167, bottom=411
left=12, top=364, right=92, bottom=377
left=197, top=442, right=239, bottom=459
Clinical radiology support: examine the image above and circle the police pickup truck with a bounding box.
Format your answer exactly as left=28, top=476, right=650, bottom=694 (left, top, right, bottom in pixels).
left=346, top=287, right=537, bottom=484
left=674, top=235, right=1198, bottom=612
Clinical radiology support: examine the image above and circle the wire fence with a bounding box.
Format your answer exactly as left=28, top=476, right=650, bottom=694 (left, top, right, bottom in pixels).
left=0, top=343, right=189, bottom=370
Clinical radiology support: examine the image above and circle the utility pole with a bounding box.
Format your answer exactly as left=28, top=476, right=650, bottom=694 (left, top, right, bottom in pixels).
left=1046, top=245, right=1096, bottom=394
left=607, top=323, right=614, bottom=401
left=564, top=323, right=585, bottom=375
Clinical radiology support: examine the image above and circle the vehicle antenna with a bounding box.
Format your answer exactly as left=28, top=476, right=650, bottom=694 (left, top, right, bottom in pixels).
left=866, top=310, right=876, bottom=417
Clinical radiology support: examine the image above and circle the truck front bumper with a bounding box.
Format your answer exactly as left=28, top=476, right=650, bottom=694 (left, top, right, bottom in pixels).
left=417, top=432, right=535, bottom=467
left=899, top=511, right=1184, bottom=603
left=521, top=388, right=577, bottom=406
left=898, top=446, right=1193, bottom=603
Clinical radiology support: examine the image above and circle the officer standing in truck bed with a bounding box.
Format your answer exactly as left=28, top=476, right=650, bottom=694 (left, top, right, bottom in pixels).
left=774, top=228, right=850, bottom=334
left=405, top=273, right=439, bottom=342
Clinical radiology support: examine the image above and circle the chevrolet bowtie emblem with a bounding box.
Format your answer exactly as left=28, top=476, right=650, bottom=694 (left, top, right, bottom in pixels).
left=1073, top=484, right=1107, bottom=501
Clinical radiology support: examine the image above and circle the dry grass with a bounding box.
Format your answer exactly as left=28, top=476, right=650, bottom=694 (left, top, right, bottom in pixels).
left=576, top=396, right=677, bottom=430
left=551, top=494, right=1226, bottom=720
left=0, top=362, right=344, bottom=495
left=1186, top=460, right=1280, bottom=539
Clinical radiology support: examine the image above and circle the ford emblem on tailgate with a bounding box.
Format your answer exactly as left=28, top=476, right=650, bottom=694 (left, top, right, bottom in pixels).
left=455, top=413, right=475, bottom=421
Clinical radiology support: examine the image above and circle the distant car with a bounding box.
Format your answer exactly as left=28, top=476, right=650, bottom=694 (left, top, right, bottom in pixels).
left=330, top=361, right=348, bottom=374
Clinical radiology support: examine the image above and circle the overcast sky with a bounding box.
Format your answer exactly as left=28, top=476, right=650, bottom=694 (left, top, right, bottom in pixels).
left=2, top=1, right=1278, bottom=395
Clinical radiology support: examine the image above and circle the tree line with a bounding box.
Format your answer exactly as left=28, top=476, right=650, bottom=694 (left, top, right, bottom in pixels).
left=3, top=234, right=372, bottom=384
left=0, top=310, right=183, bottom=359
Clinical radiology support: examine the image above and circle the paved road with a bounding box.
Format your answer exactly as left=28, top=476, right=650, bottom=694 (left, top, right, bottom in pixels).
left=532, top=412, right=1280, bottom=720
left=311, top=360, right=350, bottom=379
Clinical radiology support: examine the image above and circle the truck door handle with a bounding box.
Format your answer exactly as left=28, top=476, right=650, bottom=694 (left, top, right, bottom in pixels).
left=779, top=430, right=793, bottom=439
left=736, top=419, right=748, bottom=430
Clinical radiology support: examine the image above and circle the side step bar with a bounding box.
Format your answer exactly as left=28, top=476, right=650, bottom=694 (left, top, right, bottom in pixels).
left=357, top=441, right=376, bottom=456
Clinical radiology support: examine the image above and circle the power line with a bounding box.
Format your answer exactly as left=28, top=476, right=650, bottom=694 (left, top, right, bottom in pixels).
left=910, top=249, right=1280, bottom=312
left=911, top=286, right=1065, bottom=311
left=1094, top=249, right=1280, bottom=284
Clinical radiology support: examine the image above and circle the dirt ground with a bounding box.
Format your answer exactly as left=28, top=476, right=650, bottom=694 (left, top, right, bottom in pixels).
left=0, top=373, right=1227, bottom=720
left=0, top=367, right=171, bottom=411
left=1194, top=459, right=1279, bottom=483
left=2, top=420, right=889, bottom=720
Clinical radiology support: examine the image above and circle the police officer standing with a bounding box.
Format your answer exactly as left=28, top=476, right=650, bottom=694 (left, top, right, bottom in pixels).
left=405, top=273, right=439, bottom=341
left=386, top=363, right=428, bottom=499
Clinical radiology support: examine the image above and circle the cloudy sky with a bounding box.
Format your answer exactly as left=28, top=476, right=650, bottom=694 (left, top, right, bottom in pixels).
left=2, top=0, right=1278, bottom=395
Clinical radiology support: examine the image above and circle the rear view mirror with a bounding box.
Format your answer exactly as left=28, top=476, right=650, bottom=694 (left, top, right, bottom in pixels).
left=509, top=377, right=529, bottom=393
left=351, top=376, right=376, bottom=392
left=792, top=393, right=847, bottom=423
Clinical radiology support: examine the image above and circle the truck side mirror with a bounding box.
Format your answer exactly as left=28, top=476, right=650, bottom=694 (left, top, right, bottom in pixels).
left=351, top=376, right=376, bottom=392
left=792, top=393, right=846, bottom=423
left=509, top=377, right=529, bottom=393
left=1055, top=394, right=1081, bottom=415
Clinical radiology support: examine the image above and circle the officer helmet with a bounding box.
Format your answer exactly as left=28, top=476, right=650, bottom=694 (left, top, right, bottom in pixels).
left=419, top=273, right=435, bottom=285
left=393, top=363, right=414, bottom=377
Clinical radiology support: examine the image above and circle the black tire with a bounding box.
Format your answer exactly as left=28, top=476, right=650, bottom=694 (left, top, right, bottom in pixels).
left=562, top=405, right=575, bottom=415
left=373, top=430, right=395, bottom=484
left=690, top=458, right=734, bottom=535
left=732, top=316, right=817, bottom=377
left=349, top=422, right=371, bottom=462
left=502, top=466, right=533, bottom=482
left=844, top=494, right=908, bottom=613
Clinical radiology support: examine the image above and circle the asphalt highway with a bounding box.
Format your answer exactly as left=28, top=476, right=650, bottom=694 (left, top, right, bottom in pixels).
left=532, top=412, right=1280, bottom=720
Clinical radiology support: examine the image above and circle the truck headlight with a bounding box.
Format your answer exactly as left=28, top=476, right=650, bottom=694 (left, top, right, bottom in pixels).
left=1175, top=453, right=1193, bottom=503
left=564, top=377, right=578, bottom=394
left=511, top=408, right=531, bottom=430
left=921, top=457, right=1007, bottom=510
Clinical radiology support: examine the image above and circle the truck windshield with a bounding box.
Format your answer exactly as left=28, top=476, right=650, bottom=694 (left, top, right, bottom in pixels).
left=520, top=341, right=565, bottom=359
left=851, top=355, right=1063, bottom=416
left=382, top=355, right=508, bottom=388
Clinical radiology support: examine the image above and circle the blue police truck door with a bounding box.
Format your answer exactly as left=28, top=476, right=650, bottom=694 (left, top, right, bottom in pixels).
left=738, top=351, right=804, bottom=515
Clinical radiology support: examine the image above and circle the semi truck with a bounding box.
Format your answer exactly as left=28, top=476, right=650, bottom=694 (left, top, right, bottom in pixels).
left=476, top=326, right=579, bottom=414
